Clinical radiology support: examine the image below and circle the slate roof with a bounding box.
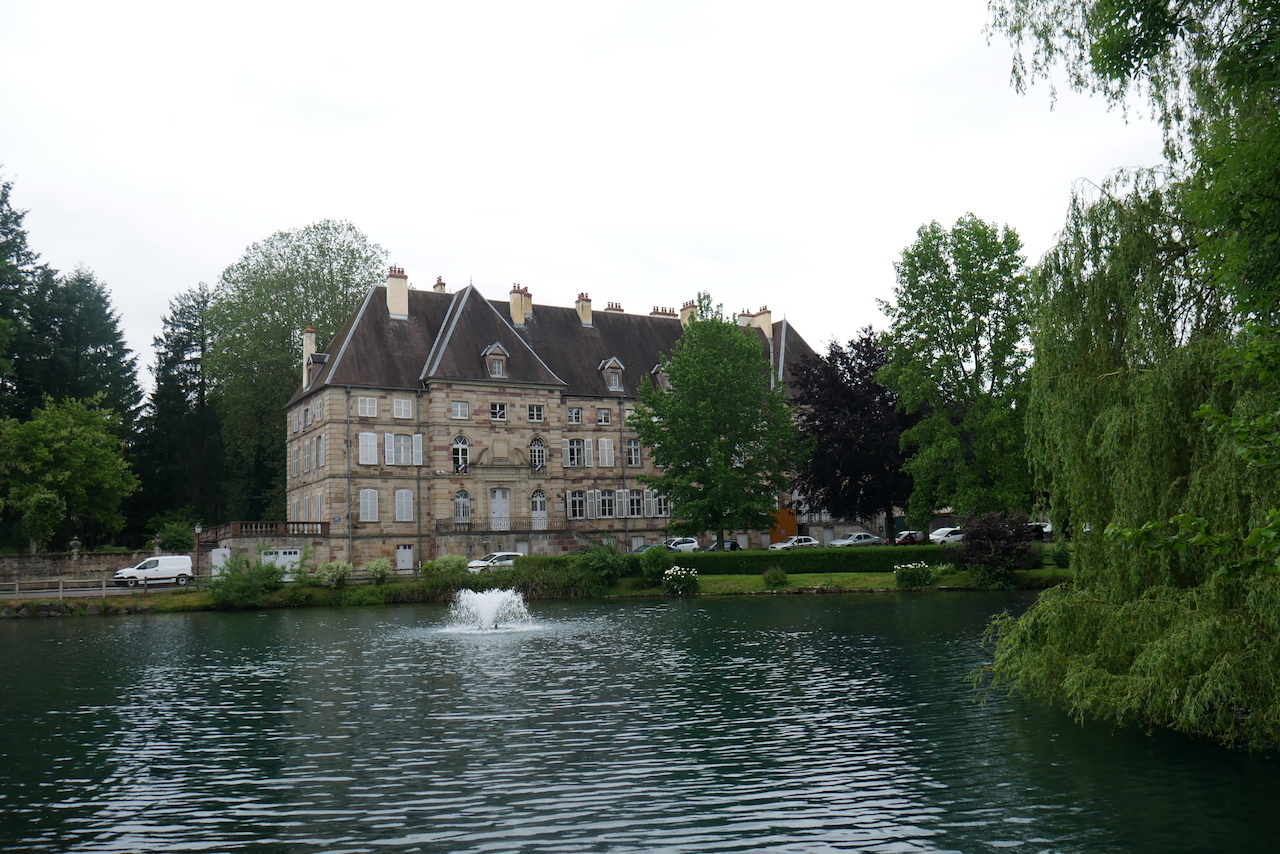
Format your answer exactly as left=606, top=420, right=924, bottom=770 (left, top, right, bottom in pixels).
left=289, top=284, right=816, bottom=405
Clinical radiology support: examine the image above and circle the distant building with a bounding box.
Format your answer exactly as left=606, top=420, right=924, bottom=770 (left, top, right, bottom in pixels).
left=283, top=269, right=816, bottom=568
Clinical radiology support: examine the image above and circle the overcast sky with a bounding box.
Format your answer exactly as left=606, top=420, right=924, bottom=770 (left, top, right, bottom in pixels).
left=0, top=0, right=1165, bottom=388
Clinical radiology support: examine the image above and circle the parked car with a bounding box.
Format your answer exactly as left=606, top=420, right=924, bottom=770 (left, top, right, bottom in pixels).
left=631, top=543, right=675, bottom=554
left=929, top=527, right=961, bottom=542
left=113, top=555, right=194, bottom=587
left=894, top=530, right=927, bottom=545
left=664, top=537, right=700, bottom=552
left=769, top=536, right=820, bottom=550
left=829, top=532, right=882, bottom=547
left=1026, top=521, right=1051, bottom=540
left=467, top=552, right=523, bottom=572
left=934, top=529, right=965, bottom=544
left=699, top=540, right=742, bottom=551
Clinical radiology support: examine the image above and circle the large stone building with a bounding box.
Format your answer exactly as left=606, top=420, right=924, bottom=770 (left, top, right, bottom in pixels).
left=283, top=269, right=816, bottom=568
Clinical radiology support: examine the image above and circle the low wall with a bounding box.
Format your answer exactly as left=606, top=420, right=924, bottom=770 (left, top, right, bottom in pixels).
left=0, top=552, right=199, bottom=581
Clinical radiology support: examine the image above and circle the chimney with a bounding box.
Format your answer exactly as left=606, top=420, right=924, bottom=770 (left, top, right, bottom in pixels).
left=509, top=285, right=533, bottom=326
left=433, top=275, right=447, bottom=293
left=649, top=306, right=677, bottom=318
left=679, top=299, right=697, bottom=326
left=386, top=266, right=408, bottom=318
left=753, top=306, right=773, bottom=339
left=301, top=324, right=316, bottom=387
left=604, top=301, right=624, bottom=312
left=575, top=293, right=592, bottom=326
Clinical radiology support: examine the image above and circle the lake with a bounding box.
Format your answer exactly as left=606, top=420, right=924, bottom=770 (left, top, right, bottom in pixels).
left=2, top=591, right=1278, bottom=852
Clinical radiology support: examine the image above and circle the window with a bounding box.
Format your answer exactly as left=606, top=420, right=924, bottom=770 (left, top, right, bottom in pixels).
left=453, top=489, right=471, bottom=523
left=528, top=404, right=544, bottom=422
left=451, top=400, right=469, bottom=419
left=531, top=490, right=547, bottom=514
left=359, top=488, right=378, bottom=522
left=607, top=370, right=622, bottom=390
left=393, top=398, right=412, bottom=419
left=303, top=438, right=312, bottom=472
left=569, top=490, right=586, bottom=519
left=626, top=438, right=641, bottom=467
left=489, top=356, right=506, bottom=377
left=528, top=437, right=546, bottom=471
left=656, top=494, right=670, bottom=516
left=358, top=432, right=378, bottom=465
left=566, top=438, right=584, bottom=467
left=316, top=401, right=323, bottom=420
left=490, top=402, right=507, bottom=421
left=358, top=397, right=377, bottom=417
left=598, top=490, right=615, bottom=518
left=597, top=437, right=614, bottom=467
left=452, top=436, right=469, bottom=473
left=568, top=407, right=582, bottom=424
left=395, top=489, right=413, bottom=522
left=316, top=434, right=325, bottom=468
left=391, top=434, right=413, bottom=465
left=292, top=445, right=300, bottom=476
left=629, top=491, right=644, bottom=518
left=597, top=408, right=611, bottom=425
left=304, top=407, right=312, bottom=426
left=625, top=407, right=635, bottom=422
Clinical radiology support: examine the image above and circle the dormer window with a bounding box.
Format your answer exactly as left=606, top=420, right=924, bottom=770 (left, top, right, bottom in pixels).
left=650, top=364, right=670, bottom=391
left=599, top=357, right=625, bottom=391
left=482, top=343, right=510, bottom=378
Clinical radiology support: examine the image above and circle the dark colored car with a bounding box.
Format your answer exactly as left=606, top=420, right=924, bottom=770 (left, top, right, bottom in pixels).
left=699, top=540, right=742, bottom=551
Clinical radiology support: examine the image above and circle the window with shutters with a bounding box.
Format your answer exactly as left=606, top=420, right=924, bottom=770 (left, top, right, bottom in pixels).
left=359, top=488, right=378, bottom=522
left=569, top=490, right=586, bottom=519
left=357, top=397, right=377, bottom=417
left=395, top=489, right=413, bottom=522
left=393, top=398, right=412, bottom=418
left=628, top=491, right=644, bottom=518
left=392, top=434, right=413, bottom=465
left=597, top=438, right=614, bottom=467
left=566, top=438, right=584, bottom=467
left=598, top=490, right=615, bottom=518
left=358, top=432, right=378, bottom=465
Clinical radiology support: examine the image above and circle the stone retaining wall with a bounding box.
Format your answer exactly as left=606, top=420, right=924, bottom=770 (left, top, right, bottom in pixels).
left=0, top=552, right=198, bottom=581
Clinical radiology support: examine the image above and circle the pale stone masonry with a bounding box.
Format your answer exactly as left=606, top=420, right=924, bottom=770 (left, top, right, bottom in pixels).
left=284, top=269, right=815, bottom=567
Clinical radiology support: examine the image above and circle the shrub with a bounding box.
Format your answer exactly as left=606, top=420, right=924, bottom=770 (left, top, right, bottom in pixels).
left=314, top=560, right=353, bottom=589
left=762, top=565, right=788, bottom=589
left=365, top=558, right=393, bottom=585
left=1052, top=540, right=1071, bottom=570
left=432, top=554, right=469, bottom=574
left=206, top=552, right=285, bottom=610
left=640, top=546, right=676, bottom=587
left=952, top=512, right=1038, bottom=590
left=661, top=566, right=700, bottom=596
left=155, top=520, right=196, bottom=554
left=341, top=585, right=388, bottom=606
left=572, top=543, right=628, bottom=585
left=894, top=561, right=937, bottom=589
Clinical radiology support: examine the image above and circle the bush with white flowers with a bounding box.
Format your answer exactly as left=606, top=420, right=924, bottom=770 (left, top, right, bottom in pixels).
left=894, top=561, right=938, bottom=590
left=662, top=565, right=700, bottom=596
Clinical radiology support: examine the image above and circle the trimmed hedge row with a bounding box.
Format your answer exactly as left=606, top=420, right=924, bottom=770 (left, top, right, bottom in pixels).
left=657, top=544, right=953, bottom=575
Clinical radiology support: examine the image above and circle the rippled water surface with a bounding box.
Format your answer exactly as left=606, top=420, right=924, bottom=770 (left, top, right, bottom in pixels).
left=3, top=593, right=1279, bottom=852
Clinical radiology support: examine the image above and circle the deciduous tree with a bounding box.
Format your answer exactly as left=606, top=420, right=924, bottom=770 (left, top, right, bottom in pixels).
left=207, top=220, right=386, bottom=520
left=877, top=214, right=1032, bottom=528
left=790, top=329, right=912, bottom=530
left=631, top=293, right=803, bottom=543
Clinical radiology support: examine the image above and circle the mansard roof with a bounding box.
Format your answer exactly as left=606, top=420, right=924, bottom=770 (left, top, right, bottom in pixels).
left=289, top=283, right=816, bottom=406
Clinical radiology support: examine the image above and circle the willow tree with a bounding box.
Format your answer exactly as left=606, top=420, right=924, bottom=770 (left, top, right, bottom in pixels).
left=981, top=0, right=1280, bottom=749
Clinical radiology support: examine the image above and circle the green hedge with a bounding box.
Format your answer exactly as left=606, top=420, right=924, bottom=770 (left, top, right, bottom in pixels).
left=665, top=544, right=952, bottom=574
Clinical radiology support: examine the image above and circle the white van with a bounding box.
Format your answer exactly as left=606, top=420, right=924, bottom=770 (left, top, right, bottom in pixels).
left=113, top=555, right=194, bottom=587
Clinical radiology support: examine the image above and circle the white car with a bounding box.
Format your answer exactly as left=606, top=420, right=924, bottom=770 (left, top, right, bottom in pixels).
left=931, top=528, right=965, bottom=544
left=664, top=537, right=700, bottom=552
left=467, top=552, right=523, bottom=572
left=769, top=536, right=821, bottom=550
left=113, top=555, right=194, bottom=587
left=830, top=532, right=882, bottom=547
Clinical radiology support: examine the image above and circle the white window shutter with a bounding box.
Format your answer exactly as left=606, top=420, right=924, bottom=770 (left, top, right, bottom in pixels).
left=384, top=433, right=394, bottom=465
left=358, top=432, right=377, bottom=465
left=562, top=437, right=570, bottom=465
left=586, top=489, right=599, bottom=519
left=644, top=490, right=656, bottom=517
left=598, top=438, right=613, bottom=467
left=317, top=435, right=325, bottom=467
left=584, top=439, right=593, bottom=467
left=412, top=433, right=423, bottom=466
left=617, top=489, right=629, bottom=518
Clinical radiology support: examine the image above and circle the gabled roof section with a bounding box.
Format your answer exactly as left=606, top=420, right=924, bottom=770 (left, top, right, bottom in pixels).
left=422, top=285, right=564, bottom=386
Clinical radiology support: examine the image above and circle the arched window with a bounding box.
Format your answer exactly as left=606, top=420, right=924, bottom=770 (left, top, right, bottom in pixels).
left=453, top=489, right=471, bottom=523
left=452, top=436, right=469, bottom=473
left=531, top=489, right=547, bottom=513
left=569, top=490, right=586, bottom=519
left=529, top=437, right=546, bottom=472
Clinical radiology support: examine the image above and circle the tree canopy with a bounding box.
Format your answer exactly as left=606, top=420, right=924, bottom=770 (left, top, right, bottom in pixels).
left=877, top=214, right=1032, bottom=527
left=631, top=293, right=803, bottom=541
left=790, top=329, right=913, bottom=528
left=206, top=220, right=386, bottom=520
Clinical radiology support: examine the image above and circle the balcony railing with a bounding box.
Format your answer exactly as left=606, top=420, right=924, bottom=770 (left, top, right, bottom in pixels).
left=202, top=521, right=330, bottom=543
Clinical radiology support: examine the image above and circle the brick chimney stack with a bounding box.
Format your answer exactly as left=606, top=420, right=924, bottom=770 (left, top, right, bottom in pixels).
left=679, top=300, right=697, bottom=326
left=509, top=285, right=533, bottom=326
left=433, top=276, right=447, bottom=293
left=301, top=324, right=316, bottom=387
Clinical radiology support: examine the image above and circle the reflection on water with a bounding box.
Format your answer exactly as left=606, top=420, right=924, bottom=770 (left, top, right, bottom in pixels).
left=2, top=593, right=1278, bottom=853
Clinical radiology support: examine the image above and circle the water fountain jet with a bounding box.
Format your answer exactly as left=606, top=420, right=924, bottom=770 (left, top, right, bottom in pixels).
left=448, top=589, right=532, bottom=631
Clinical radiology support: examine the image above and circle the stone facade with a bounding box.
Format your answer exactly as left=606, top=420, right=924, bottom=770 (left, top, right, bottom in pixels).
left=284, top=272, right=816, bottom=567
